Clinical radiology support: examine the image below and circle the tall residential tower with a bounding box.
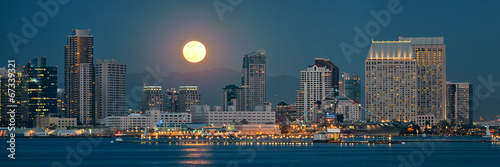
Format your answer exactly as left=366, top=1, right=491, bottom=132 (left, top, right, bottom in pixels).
left=240, top=50, right=267, bottom=111
left=64, top=29, right=96, bottom=126
left=95, top=59, right=127, bottom=118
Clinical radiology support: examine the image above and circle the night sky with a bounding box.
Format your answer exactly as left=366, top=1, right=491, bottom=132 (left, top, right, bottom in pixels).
left=1, top=0, right=499, bottom=119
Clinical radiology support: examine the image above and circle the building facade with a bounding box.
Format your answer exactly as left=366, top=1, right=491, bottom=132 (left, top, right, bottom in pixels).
left=399, top=37, right=446, bottom=120
left=178, top=86, right=201, bottom=113
left=95, top=59, right=127, bottom=119
left=222, top=85, right=240, bottom=111
left=446, top=82, right=473, bottom=126
left=314, top=58, right=339, bottom=96
left=296, top=63, right=333, bottom=122
left=339, top=72, right=361, bottom=103
left=141, top=86, right=165, bottom=112
left=25, top=57, right=58, bottom=128
left=240, top=50, right=267, bottom=111
left=336, top=99, right=361, bottom=121
left=275, top=101, right=297, bottom=124
left=105, top=111, right=191, bottom=130
left=64, top=29, right=96, bottom=126
left=365, top=40, right=417, bottom=122
left=192, top=105, right=275, bottom=126
left=166, top=88, right=179, bottom=112
left=36, top=116, right=77, bottom=129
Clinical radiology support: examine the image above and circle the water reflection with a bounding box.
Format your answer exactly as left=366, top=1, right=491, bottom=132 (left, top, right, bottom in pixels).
left=180, top=146, right=212, bottom=165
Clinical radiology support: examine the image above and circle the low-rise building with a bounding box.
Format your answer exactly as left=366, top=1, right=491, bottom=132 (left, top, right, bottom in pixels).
left=36, top=116, right=77, bottom=129
left=105, top=110, right=191, bottom=130
left=416, top=114, right=437, bottom=130
left=193, top=105, right=275, bottom=126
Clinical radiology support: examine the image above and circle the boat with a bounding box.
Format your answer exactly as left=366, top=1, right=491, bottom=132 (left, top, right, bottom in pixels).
left=116, top=138, right=123, bottom=142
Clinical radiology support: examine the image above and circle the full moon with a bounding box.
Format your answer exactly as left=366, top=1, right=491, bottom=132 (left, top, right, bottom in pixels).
left=183, top=41, right=206, bottom=63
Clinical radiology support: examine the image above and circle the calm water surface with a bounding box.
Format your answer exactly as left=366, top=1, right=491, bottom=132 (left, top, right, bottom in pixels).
left=1, top=137, right=499, bottom=167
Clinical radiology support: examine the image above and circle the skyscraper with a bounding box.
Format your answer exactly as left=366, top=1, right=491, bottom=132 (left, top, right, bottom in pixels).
left=446, top=82, right=473, bottom=126
left=0, top=67, right=29, bottom=127
left=340, top=72, right=361, bottom=103
left=296, top=62, right=333, bottom=122
left=314, top=58, right=339, bottom=96
left=222, top=85, right=240, bottom=111
left=95, top=59, right=127, bottom=118
left=365, top=40, right=417, bottom=122
left=240, top=50, right=267, bottom=111
left=178, top=86, right=201, bottom=113
left=166, top=88, right=179, bottom=112
left=65, top=29, right=96, bottom=126
left=25, top=57, right=58, bottom=127
left=399, top=37, right=446, bottom=120
left=57, top=88, right=65, bottom=117
left=141, top=86, right=165, bottom=111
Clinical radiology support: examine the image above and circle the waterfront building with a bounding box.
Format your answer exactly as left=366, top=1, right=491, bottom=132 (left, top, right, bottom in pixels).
left=105, top=110, right=191, bottom=130
left=296, top=61, right=333, bottom=123
left=0, top=66, right=30, bottom=127
left=240, top=50, right=267, bottom=111
left=222, top=85, right=240, bottom=111
left=23, top=57, right=58, bottom=128
left=95, top=59, right=127, bottom=118
left=36, top=116, right=76, bottom=129
left=192, top=104, right=275, bottom=126
left=365, top=40, right=417, bottom=122
left=178, top=86, right=201, bottom=113
left=141, top=85, right=165, bottom=111
left=64, top=29, right=96, bottom=126
left=446, top=82, right=473, bottom=126
left=399, top=37, right=446, bottom=121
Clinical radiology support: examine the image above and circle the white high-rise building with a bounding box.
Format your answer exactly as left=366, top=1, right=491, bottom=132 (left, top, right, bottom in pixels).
left=399, top=37, right=446, bottom=120
left=296, top=62, right=333, bottom=122
left=365, top=40, right=417, bottom=122
left=241, top=50, right=267, bottom=111
left=79, top=63, right=94, bottom=126
left=95, top=59, right=127, bottom=119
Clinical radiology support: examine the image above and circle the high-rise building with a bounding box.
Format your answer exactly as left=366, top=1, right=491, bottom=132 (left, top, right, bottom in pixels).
left=446, top=82, right=473, bottom=126
left=399, top=37, right=446, bottom=120
left=178, top=86, right=200, bottom=113
left=365, top=40, right=417, bottom=122
left=141, top=86, right=165, bottom=112
left=95, top=59, right=127, bottom=118
left=296, top=62, right=333, bottom=122
left=0, top=66, right=30, bottom=127
left=314, top=58, right=339, bottom=96
left=25, top=57, right=58, bottom=127
left=240, top=50, right=266, bottom=111
left=340, top=72, right=361, bottom=103
left=166, top=88, right=179, bottom=112
left=64, top=29, right=96, bottom=126
left=222, top=85, right=240, bottom=111
left=57, top=88, right=65, bottom=117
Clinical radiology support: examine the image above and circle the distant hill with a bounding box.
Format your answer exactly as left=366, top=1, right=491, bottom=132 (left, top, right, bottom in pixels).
left=124, top=68, right=299, bottom=109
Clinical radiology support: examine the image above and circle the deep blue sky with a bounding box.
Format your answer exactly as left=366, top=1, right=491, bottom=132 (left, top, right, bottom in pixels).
left=1, top=0, right=499, bottom=119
